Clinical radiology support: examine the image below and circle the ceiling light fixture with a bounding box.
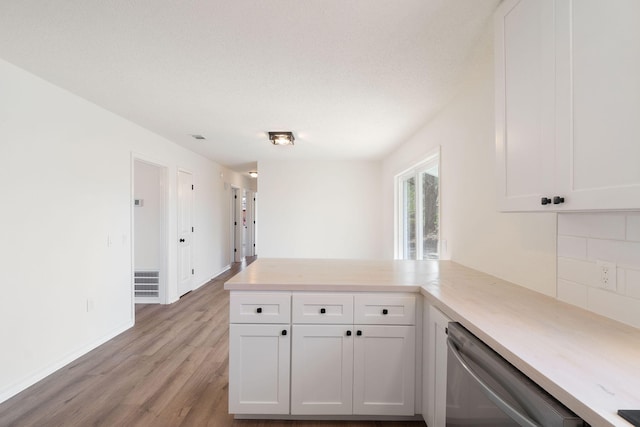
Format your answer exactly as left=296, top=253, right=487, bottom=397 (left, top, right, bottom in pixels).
left=268, top=131, right=295, bottom=146
left=191, top=134, right=206, bottom=140
left=248, top=171, right=258, bottom=178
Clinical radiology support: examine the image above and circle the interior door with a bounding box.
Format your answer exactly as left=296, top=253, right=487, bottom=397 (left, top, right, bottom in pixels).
left=177, top=169, right=193, bottom=297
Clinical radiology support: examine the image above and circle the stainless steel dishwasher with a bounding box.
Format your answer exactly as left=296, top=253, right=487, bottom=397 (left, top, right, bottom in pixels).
left=446, top=322, right=587, bottom=427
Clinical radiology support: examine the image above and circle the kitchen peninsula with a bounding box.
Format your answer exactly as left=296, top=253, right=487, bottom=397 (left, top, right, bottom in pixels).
left=225, top=258, right=640, bottom=427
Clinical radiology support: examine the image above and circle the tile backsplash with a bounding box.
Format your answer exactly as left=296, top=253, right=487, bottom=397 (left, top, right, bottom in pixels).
left=557, top=212, right=640, bottom=328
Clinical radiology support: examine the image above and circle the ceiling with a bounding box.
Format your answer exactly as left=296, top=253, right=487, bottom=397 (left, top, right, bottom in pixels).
left=0, top=0, right=500, bottom=174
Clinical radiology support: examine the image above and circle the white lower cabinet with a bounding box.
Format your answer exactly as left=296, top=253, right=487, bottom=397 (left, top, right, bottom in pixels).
left=353, top=325, right=416, bottom=416
left=423, top=303, right=451, bottom=427
left=291, top=324, right=416, bottom=416
left=229, top=291, right=416, bottom=418
left=228, top=323, right=290, bottom=414
left=291, top=324, right=354, bottom=415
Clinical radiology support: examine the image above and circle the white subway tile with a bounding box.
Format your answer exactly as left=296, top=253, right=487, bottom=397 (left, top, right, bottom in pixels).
left=588, top=213, right=626, bottom=240
left=558, top=213, right=626, bottom=240
left=627, top=214, right=640, bottom=242
left=557, top=279, right=588, bottom=309
left=587, top=239, right=640, bottom=268
left=617, top=268, right=627, bottom=295
left=625, top=268, right=640, bottom=300
left=557, top=236, right=587, bottom=259
left=557, top=257, right=597, bottom=287
left=558, top=213, right=592, bottom=237
left=587, top=288, right=640, bottom=328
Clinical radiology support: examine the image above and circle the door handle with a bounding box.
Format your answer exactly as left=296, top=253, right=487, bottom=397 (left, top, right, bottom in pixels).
left=179, top=238, right=185, bottom=243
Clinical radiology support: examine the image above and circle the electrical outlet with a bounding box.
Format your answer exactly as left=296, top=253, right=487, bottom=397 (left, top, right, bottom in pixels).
left=596, top=260, right=617, bottom=291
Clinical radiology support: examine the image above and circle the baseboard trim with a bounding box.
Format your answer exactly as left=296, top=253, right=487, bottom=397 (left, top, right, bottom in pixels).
left=234, top=414, right=423, bottom=421
left=0, top=320, right=134, bottom=405
left=193, top=265, right=232, bottom=291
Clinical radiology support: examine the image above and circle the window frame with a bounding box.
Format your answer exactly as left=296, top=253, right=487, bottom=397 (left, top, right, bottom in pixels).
left=394, top=148, right=441, bottom=260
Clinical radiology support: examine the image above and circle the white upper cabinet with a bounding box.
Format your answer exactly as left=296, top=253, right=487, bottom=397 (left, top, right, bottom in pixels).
left=495, top=0, right=556, bottom=212
left=496, top=0, right=640, bottom=211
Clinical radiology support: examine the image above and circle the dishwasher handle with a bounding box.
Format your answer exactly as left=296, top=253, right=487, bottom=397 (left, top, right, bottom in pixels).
left=447, top=338, right=540, bottom=427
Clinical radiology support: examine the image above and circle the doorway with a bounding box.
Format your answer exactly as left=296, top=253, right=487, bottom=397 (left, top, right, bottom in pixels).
left=133, top=158, right=168, bottom=304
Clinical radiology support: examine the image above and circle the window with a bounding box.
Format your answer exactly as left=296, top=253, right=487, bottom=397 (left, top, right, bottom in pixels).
left=396, top=153, right=440, bottom=260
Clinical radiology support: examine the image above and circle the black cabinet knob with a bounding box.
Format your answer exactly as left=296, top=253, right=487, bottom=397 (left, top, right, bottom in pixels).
left=553, top=196, right=565, bottom=205
left=256, top=307, right=262, bottom=314
left=356, top=330, right=362, bottom=336
left=541, top=197, right=552, bottom=205
left=320, top=308, right=326, bottom=314
left=346, top=330, right=352, bottom=336
left=281, top=329, right=287, bottom=336
left=382, top=309, right=388, bottom=315
left=179, top=238, right=185, bottom=242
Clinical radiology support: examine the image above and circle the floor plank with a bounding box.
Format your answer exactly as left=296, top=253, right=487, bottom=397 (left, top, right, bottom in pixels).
left=0, top=257, right=423, bottom=427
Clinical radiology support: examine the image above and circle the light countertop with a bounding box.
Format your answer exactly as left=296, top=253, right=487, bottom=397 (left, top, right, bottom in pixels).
left=225, top=258, right=640, bottom=427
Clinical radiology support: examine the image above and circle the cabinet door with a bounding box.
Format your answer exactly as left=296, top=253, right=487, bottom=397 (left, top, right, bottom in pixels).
left=555, top=0, right=640, bottom=210
left=291, top=324, right=354, bottom=415
left=495, top=0, right=556, bottom=211
left=228, top=324, right=290, bottom=414
left=353, top=325, right=415, bottom=416
left=425, top=306, right=451, bottom=427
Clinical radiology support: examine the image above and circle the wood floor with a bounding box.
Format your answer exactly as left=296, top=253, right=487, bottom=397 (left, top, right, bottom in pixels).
left=0, top=258, right=423, bottom=427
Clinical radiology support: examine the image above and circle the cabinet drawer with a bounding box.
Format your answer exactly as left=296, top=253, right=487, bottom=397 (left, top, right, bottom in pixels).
left=354, top=294, right=415, bottom=325
left=230, top=292, right=291, bottom=324
left=292, top=293, right=354, bottom=324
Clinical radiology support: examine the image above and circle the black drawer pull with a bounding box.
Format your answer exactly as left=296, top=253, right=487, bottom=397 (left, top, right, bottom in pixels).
left=382, top=309, right=388, bottom=315
left=320, top=308, right=326, bottom=314
left=541, top=197, right=552, bottom=205
left=346, top=330, right=352, bottom=336
left=356, top=330, right=362, bottom=336
left=256, top=307, right=262, bottom=314
left=553, top=196, right=565, bottom=205
left=281, top=329, right=287, bottom=336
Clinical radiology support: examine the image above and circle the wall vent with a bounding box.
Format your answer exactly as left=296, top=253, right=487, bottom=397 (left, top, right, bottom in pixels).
left=135, top=271, right=159, bottom=298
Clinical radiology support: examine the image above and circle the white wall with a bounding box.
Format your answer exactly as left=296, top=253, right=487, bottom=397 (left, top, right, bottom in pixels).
left=0, top=58, right=245, bottom=403
left=381, top=39, right=558, bottom=296
left=134, top=160, right=162, bottom=270
left=557, top=212, right=640, bottom=328
left=258, top=159, right=383, bottom=259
